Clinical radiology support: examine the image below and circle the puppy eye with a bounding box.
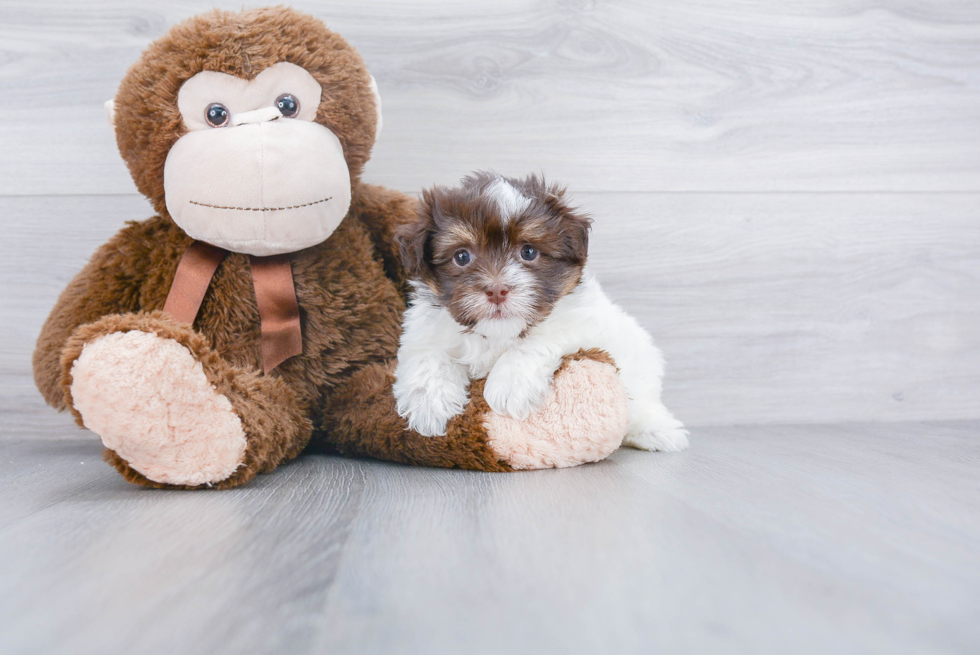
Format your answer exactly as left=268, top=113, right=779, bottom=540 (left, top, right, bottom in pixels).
left=453, top=249, right=471, bottom=266
left=205, top=103, right=230, bottom=128
left=275, top=93, right=300, bottom=118
left=520, top=245, right=538, bottom=261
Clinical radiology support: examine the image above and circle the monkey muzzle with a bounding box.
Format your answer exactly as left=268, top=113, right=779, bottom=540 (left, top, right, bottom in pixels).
left=163, top=103, right=352, bottom=257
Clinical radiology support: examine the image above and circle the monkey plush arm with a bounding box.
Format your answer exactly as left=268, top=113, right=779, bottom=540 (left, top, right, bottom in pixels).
left=32, top=221, right=158, bottom=409
left=350, top=182, right=418, bottom=293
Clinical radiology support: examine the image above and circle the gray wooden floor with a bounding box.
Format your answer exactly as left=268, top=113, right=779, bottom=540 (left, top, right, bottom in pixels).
left=1, top=420, right=978, bottom=655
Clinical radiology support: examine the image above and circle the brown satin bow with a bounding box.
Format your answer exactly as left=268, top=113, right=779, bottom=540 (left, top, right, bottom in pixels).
left=163, top=241, right=303, bottom=373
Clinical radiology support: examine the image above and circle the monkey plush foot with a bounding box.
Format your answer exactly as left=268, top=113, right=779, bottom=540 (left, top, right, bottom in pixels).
left=481, top=349, right=630, bottom=469
left=69, top=329, right=247, bottom=486
left=62, top=312, right=311, bottom=489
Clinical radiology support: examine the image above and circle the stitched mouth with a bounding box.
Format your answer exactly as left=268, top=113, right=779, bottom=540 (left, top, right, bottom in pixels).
left=188, top=196, right=332, bottom=212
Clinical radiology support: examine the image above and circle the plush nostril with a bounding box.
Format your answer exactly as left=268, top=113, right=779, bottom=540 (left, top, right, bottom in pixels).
left=229, top=105, right=284, bottom=127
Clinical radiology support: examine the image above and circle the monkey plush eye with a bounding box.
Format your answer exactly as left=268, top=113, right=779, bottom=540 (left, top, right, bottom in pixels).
left=275, top=93, right=300, bottom=118
left=204, top=103, right=230, bottom=128
left=520, top=245, right=538, bottom=261
left=453, top=249, right=471, bottom=266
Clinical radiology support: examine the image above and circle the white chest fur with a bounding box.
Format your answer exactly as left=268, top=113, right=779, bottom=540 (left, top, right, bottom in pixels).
left=448, top=331, right=516, bottom=379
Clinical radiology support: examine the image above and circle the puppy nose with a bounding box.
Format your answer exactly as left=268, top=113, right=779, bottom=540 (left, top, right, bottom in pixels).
left=485, top=284, right=510, bottom=305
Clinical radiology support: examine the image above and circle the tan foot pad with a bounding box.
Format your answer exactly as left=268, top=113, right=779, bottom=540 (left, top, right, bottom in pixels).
left=485, top=358, right=630, bottom=469
left=70, top=330, right=247, bottom=486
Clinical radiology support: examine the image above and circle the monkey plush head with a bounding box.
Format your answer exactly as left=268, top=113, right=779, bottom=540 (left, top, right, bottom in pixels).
left=108, top=7, right=382, bottom=255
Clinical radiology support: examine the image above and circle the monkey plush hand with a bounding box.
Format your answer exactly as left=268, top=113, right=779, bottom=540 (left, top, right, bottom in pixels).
left=32, top=7, right=631, bottom=489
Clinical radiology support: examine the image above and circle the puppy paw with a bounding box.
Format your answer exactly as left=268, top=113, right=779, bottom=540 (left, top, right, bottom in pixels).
left=405, top=400, right=461, bottom=437
left=623, top=421, right=689, bottom=452
left=394, top=374, right=469, bottom=437
left=484, top=358, right=553, bottom=420
left=623, top=402, right=689, bottom=452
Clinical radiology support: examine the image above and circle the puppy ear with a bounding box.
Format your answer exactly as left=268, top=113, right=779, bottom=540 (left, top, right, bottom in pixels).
left=545, top=184, right=592, bottom=265
left=397, top=189, right=436, bottom=280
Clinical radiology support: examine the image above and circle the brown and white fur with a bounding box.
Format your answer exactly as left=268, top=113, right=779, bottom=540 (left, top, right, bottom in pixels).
left=393, top=172, right=688, bottom=451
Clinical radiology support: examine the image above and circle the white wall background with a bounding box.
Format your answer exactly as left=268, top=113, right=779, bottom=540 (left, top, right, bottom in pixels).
left=1, top=0, right=979, bottom=432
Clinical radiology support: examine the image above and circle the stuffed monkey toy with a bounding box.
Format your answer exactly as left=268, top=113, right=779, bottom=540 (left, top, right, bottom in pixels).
left=32, top=7, right=630, bottom=489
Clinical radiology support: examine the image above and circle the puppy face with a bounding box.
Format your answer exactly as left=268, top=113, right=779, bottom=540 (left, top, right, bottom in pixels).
left=398, top=172, right=591, bottom=332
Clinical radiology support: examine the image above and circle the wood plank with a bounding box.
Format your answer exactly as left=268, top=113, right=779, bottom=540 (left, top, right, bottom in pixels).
left=1, top=1, right=979, bottom=195
left=3, top=192, right=978, bottom=428
left=1, top=422, right=978, bottom=654
left=583, top=191, right=980, bottom=426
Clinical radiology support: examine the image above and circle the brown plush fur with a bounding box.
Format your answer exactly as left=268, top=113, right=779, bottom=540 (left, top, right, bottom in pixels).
left=33, top=7, right=626, bottom=488
left=319, top=360, right=513, bottom=472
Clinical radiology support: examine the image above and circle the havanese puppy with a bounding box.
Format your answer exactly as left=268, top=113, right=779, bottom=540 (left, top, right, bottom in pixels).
left=392, top=172, right=688, bottom=452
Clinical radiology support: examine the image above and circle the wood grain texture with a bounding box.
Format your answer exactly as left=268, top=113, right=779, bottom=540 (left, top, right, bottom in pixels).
left=583, top=192, right=980, bottom=426
left=1, top=421, right=978, bottom=654
left=1, top=0, right=979, bottom=195
left=4, top=193, right=977, bottom=429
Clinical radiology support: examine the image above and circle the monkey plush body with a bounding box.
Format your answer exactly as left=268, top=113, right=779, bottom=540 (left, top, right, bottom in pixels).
left=32, top=7, right=631, bottom=489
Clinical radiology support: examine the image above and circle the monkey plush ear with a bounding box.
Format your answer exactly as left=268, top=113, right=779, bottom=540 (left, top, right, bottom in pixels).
left=104, top=99, right=116, bottom=128
left=368, top=75, right=383, bottom=140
